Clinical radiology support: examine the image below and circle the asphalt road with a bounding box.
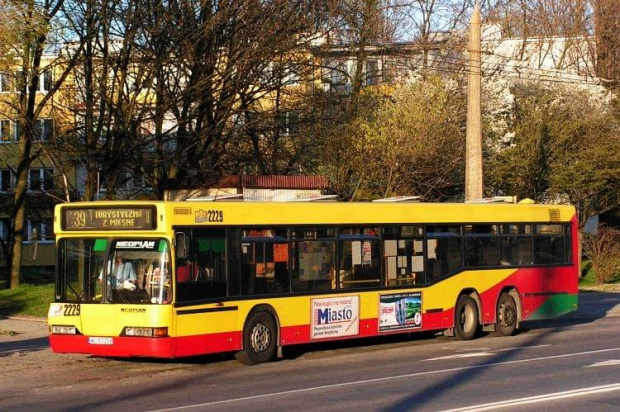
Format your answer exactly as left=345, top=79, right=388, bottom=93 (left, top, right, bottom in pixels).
left=1, top=291, right=619, bottom=412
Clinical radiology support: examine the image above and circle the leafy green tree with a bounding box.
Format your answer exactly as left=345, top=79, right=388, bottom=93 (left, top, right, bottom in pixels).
left=317, top=76, right=467, bottom=200
left=486, top=83, right=620, bottom=226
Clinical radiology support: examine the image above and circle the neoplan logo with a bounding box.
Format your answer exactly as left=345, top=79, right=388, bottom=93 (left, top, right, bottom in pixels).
left=116, top=241, right=156, bottom=249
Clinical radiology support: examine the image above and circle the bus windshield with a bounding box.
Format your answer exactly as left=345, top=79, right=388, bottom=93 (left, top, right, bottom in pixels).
left=56, top=238, right=171, bottom=304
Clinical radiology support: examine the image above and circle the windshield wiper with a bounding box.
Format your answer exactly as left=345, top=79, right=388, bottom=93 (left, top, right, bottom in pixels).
left=65, top=281, right=81, bottom=302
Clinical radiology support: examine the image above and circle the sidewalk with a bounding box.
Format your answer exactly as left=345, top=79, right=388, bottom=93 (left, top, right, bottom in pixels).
left=0, top=316, right=49, bottom=358
left=0, top=316, right=48, bottom=341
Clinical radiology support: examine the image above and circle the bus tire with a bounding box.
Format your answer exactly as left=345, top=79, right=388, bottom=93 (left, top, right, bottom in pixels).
left=235, top=311, right=277, bottom=365
left=454, top=295, right=479, bottom=340
left=492, top=293, right=518, bottom=337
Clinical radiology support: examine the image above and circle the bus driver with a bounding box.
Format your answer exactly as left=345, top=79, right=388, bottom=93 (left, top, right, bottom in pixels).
left=99, top=254, right=137, bottom=289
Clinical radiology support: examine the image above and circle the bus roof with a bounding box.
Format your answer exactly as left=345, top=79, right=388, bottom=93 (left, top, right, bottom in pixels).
left=54, top=200, right=576, bottom=235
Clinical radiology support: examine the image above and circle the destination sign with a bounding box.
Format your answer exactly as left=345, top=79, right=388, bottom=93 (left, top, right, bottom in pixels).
left=62, top=207, right=156, bottom=231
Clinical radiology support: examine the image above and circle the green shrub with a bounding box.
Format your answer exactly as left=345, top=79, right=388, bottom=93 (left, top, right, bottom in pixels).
left=582, top=226, right=620, bottom=284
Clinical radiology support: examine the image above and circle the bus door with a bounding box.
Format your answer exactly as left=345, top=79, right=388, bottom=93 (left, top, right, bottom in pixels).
left=174, top=228, right=239, bottom=353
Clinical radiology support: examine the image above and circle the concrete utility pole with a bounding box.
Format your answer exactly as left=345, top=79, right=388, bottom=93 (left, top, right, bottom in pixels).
left=465, top=0, right=483, bottom=201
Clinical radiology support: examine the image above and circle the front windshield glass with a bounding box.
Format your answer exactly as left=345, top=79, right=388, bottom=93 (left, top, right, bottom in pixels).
left=57, top=238, right=171, bottom=304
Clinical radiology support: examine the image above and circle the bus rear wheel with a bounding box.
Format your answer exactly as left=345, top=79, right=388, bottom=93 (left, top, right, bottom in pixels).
left=235, top=311, right=277, bottom=365
left=454, top=295, right=479, bottom=340
left=492, top=293, right=518, bottom=337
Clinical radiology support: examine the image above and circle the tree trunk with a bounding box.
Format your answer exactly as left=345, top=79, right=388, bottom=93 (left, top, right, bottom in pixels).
left=10, top=121, right=31, bottom=289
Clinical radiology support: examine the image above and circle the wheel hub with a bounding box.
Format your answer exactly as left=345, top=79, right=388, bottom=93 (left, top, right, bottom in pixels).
left=250, top=322, right=271, bottom=353
left=499, top=303, right=516, bottom=328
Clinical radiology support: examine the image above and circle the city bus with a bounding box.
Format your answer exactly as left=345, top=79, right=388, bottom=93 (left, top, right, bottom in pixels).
left=48, top=199, right=578, bottom=364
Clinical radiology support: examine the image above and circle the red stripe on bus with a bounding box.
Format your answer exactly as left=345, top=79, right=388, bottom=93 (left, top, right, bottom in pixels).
left=173, top=331, right=241, bottom=357
left=422, top=309, right=454, bottom=331
left=49, top=335, right=173, bottom=358
left=280, top=318, right=379, bottom=345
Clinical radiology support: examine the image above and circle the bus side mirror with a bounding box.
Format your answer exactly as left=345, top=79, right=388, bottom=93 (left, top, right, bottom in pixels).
left=175, top=232, right=189, bottom=260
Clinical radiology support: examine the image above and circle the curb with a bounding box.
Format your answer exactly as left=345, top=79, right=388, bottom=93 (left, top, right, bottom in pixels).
left=5, top=316, right=47, bottom=323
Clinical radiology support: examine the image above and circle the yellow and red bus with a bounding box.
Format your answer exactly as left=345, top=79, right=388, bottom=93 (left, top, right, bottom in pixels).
left=48, top=200, right=578, bottom=364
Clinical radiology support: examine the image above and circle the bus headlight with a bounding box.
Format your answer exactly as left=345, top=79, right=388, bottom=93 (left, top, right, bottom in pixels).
left=50, top=325, right=77, bottom=335
left=123, top=327, right=168, bottom=337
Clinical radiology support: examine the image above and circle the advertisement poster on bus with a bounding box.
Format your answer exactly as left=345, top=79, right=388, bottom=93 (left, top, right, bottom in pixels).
left=311, top=296, right=359, bottom=340
left=379, top=292, right=422, bottom=332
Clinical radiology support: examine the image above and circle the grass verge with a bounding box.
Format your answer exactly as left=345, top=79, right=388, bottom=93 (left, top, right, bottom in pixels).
left=0, top=283, right=55, bottom=318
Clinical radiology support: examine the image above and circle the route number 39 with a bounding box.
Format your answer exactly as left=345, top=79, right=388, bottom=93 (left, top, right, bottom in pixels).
left=71, top=211, right=87, bottom=227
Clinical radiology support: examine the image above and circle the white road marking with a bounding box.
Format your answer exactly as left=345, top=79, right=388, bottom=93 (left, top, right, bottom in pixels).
left=495, top=344, right=551, bottom=352
left=425, top=345, right=552, bottom=361
left=147, top=347, right=620, bottom=412
left=424, top=352, right=494, bottom=360
left=586, top=359, right=620, bottom=368
left=439, top=383, right=620, bottom=412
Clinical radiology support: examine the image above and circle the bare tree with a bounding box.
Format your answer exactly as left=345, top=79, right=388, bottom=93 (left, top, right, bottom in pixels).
left=400, top=0, right=472, bottom=69
left=0, top=0, right=79, bottom=288
left=128, top=0, right=331, bottom=194
left=58, top=0, right=164, bottom=201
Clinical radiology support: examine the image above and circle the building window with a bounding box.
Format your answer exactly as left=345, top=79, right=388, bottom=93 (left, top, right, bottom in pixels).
left=0, top=70, right=51, bottom=93
left=1, top=169, right=14, bottom=192
left=116, top=170, right=144, bottom=192
left=325, top=60, right=350, bottom=91
left=0, top=120, right=12, bottom=142
left=34, top=119, right=54, bottom=141
left=23, top=219, right=54, bottom=243
left=0, top=73, right=13, bottom=93
left=29, top=168, right=54, bottom=191
left=99, top=170, right=144, bottom=194
left=283, top=66, right=300, bottom=86
left=365, top=60, right=379, bottom=85
left=13, top=119, right=21, bottom=140
left=40, top=69, right=52, bottom=93
left=0, top=221, right=8, bottom=241
left=277, top=111, right=300, bottom=136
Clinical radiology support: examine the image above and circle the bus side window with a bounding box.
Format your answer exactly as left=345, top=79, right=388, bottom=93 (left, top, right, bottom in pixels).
left=240, top=228, right=289, bottom=295
left=176, top=229, right=228, bottom=302
left=426, top=225, right=462, bottom=281
left=383, top=225, right=424, bottom=286
left=291, top=230, right=336, bottom=293
left=177, top=263, right=190, bottom=283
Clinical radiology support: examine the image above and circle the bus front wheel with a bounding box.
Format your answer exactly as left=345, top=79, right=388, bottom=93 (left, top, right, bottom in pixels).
left=492, top=293, right=518, bottom=337
left=454, top=295, right=479, bottom=340
left=236, top=311, right=277, bottom=365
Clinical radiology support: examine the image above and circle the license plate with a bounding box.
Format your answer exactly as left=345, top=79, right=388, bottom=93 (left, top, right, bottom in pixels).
left=88, top=337, right=113, bottom=345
